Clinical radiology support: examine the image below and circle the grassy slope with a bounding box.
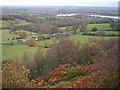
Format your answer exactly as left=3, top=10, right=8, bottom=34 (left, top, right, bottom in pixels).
left=14, top=22, right=31, bottom=26
left=2, top=23, right=118, bottom=61
left=1, top=30, right=19, bottom=42
left=0, top=20, right=9, bottom=29
left=2, top=34, right=117, bottom=61
left=86, top=23, right=112, bottom=31
left=67, top=34, right=116, bottom=44
left=2, top=45, right=39, bottom=61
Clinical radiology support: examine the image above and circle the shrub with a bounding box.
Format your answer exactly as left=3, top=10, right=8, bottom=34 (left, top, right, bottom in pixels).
left=92, top=27, right=97, bottom=31
left=77, top=41, right=103, bottom=64
left=56, top=71, right=118, bottom=88
left=44, top=42, right=49, bottom=48
left=45, top=39, right=81, bottom=74
left=60, top=66, right=85, bottom=81
left=26, top=39, right=36, bottom=46
left=77, top=39, right=119, bottom=64
left=97, top=39, right=118, bottom=61
left=22, top=48, right=46, bottom=79
left=34, top=48, right=45, bottom=77
left=2, top=60, right=30, bottom=88
left=19, top=32, right=28, bottom=39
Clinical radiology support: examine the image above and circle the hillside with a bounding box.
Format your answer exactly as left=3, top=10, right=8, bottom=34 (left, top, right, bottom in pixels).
left=35, top=60, right=118, bottom=88
left=2, top=39, right=119, bottom=88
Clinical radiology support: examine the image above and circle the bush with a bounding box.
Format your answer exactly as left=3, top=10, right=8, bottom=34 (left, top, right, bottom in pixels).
left=92, top=27, right=97, bottom=31
left=57, top=71, right=118, bottom=88
left=77, top=39, right=119, bottom=64
left=34, top=48, right=45, bottom=76
left=77, top=41, right=105, bottom=64
left=2, top=60, right=30, bottom=88
left=97, top=39, right=118, bottom=61
left=19, top=32, right=28, bottom=39
left=26, top=39, right=36, bottom=46
left=61, top=66, right=85, bottom=81
left=22, top=48, right=45, bottom=79
left=44, top=42, right=49, bottom=48
left=44, top=40, right=81, bottom=74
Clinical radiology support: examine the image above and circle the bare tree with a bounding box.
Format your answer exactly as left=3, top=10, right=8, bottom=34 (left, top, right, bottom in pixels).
left=45, top=40, right=81, bottom=73
left=34, top=48, right=45, bottom=76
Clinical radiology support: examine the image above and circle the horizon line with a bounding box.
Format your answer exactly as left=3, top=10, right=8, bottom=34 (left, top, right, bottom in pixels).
left=0, top=5, right=118, bottom=8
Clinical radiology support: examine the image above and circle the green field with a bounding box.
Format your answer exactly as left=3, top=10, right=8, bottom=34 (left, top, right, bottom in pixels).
left=2, top=45, right=39, bottom=61
left=36, top=39, right=56, bottom=46
left=0, top=20, right=9, bottom=29
left=1, top=23, right=118, bottom=61
left=1, top=30, right=19, bottom=42
left=15, top=30, right=37, bottom=35
left=14, top=22, right=31, bottom=26
left=104, top=31, right=118, bottom=35
left=2, top=34, right=118, bottom=61
left=67, top=34, right=117, bottom=44
left=37, top=17, right=46, bottom=19
left=2, top=39, right=56, bottom=61
left=1, top=30, right=38, bottom=42
left=86, top=23, right=112, bottom=31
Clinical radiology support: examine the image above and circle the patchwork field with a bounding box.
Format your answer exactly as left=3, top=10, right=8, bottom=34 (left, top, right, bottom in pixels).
left=1, top=23, right=119, bottom=61
left=2, top=34, right=117, bottom=61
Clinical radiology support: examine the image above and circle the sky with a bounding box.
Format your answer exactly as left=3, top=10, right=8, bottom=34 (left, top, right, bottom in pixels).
left=0, top=0, right=119, bottom=7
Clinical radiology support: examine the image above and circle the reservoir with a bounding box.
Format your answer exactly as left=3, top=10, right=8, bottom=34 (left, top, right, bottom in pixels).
left=90, top=15, right=119, bottom=19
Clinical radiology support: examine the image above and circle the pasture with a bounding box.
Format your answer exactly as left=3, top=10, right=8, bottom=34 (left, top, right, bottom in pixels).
left=68, top=34, right=117, bottom=44
left=2, top=33, right=117, bottom=61
left=86, top=23, right=112, bottom=31
left=2, top=45, right=39, bottom=61
left=14, top=22, right=31, bottom=26
left=1, top=23, right=118, bottom=61
left=1, top=30, right=19, bottom=42
left=0, top=20, right=9, bottom=29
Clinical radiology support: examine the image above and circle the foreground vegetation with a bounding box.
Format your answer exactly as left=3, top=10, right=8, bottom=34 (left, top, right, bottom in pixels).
left=2, top=39, right=119, bottom=88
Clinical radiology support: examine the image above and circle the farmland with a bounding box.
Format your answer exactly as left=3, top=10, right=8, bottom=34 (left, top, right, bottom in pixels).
left=1, top=6, right=119, bottom=88
left=86, top=23, right=112, bottom=31
left=14, top=22, right=31, bottom=26
left=1, top=30, right=19, bottom=42
left=2, top=24, right=118, bottom=61
left=68, top=34, right=117, bottom=44
left=2, top=22, right=119, bottom=60
left=2, top=45, right=38, bottom=60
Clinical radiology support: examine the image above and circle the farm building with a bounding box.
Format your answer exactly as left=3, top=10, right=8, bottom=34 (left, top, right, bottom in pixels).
left=32, top=37, right=38, bottom=41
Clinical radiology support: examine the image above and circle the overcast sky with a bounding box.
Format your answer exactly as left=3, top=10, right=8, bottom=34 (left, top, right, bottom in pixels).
left=0, top=0, right=119, bottom=7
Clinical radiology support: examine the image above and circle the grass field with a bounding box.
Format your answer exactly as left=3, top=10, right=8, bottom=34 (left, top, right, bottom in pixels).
left=14, top=22, right=31, bottom=26
left=67, top=34, right=117, bottom=44
left=0, top=20, right=9, bottom=29
left=104, top=31, right=118, bottom=35
left=36, top=39, right=56, bottom=46
left=86, top=23, right=112, bottom=31
left=37, top=17, right=46, bottom=19
left=2, top=33, right=117, bottom=61
left=2, top=45, right=39, bottom=61
left=1, top=30, right=38, bottom=42
left=15, top=30, right=37, bottom=35
left=1, top=30, right=19, bottom=42
left=2, top=39, right=56, bottom=61
left=1, top=23, right=118, bottom=61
